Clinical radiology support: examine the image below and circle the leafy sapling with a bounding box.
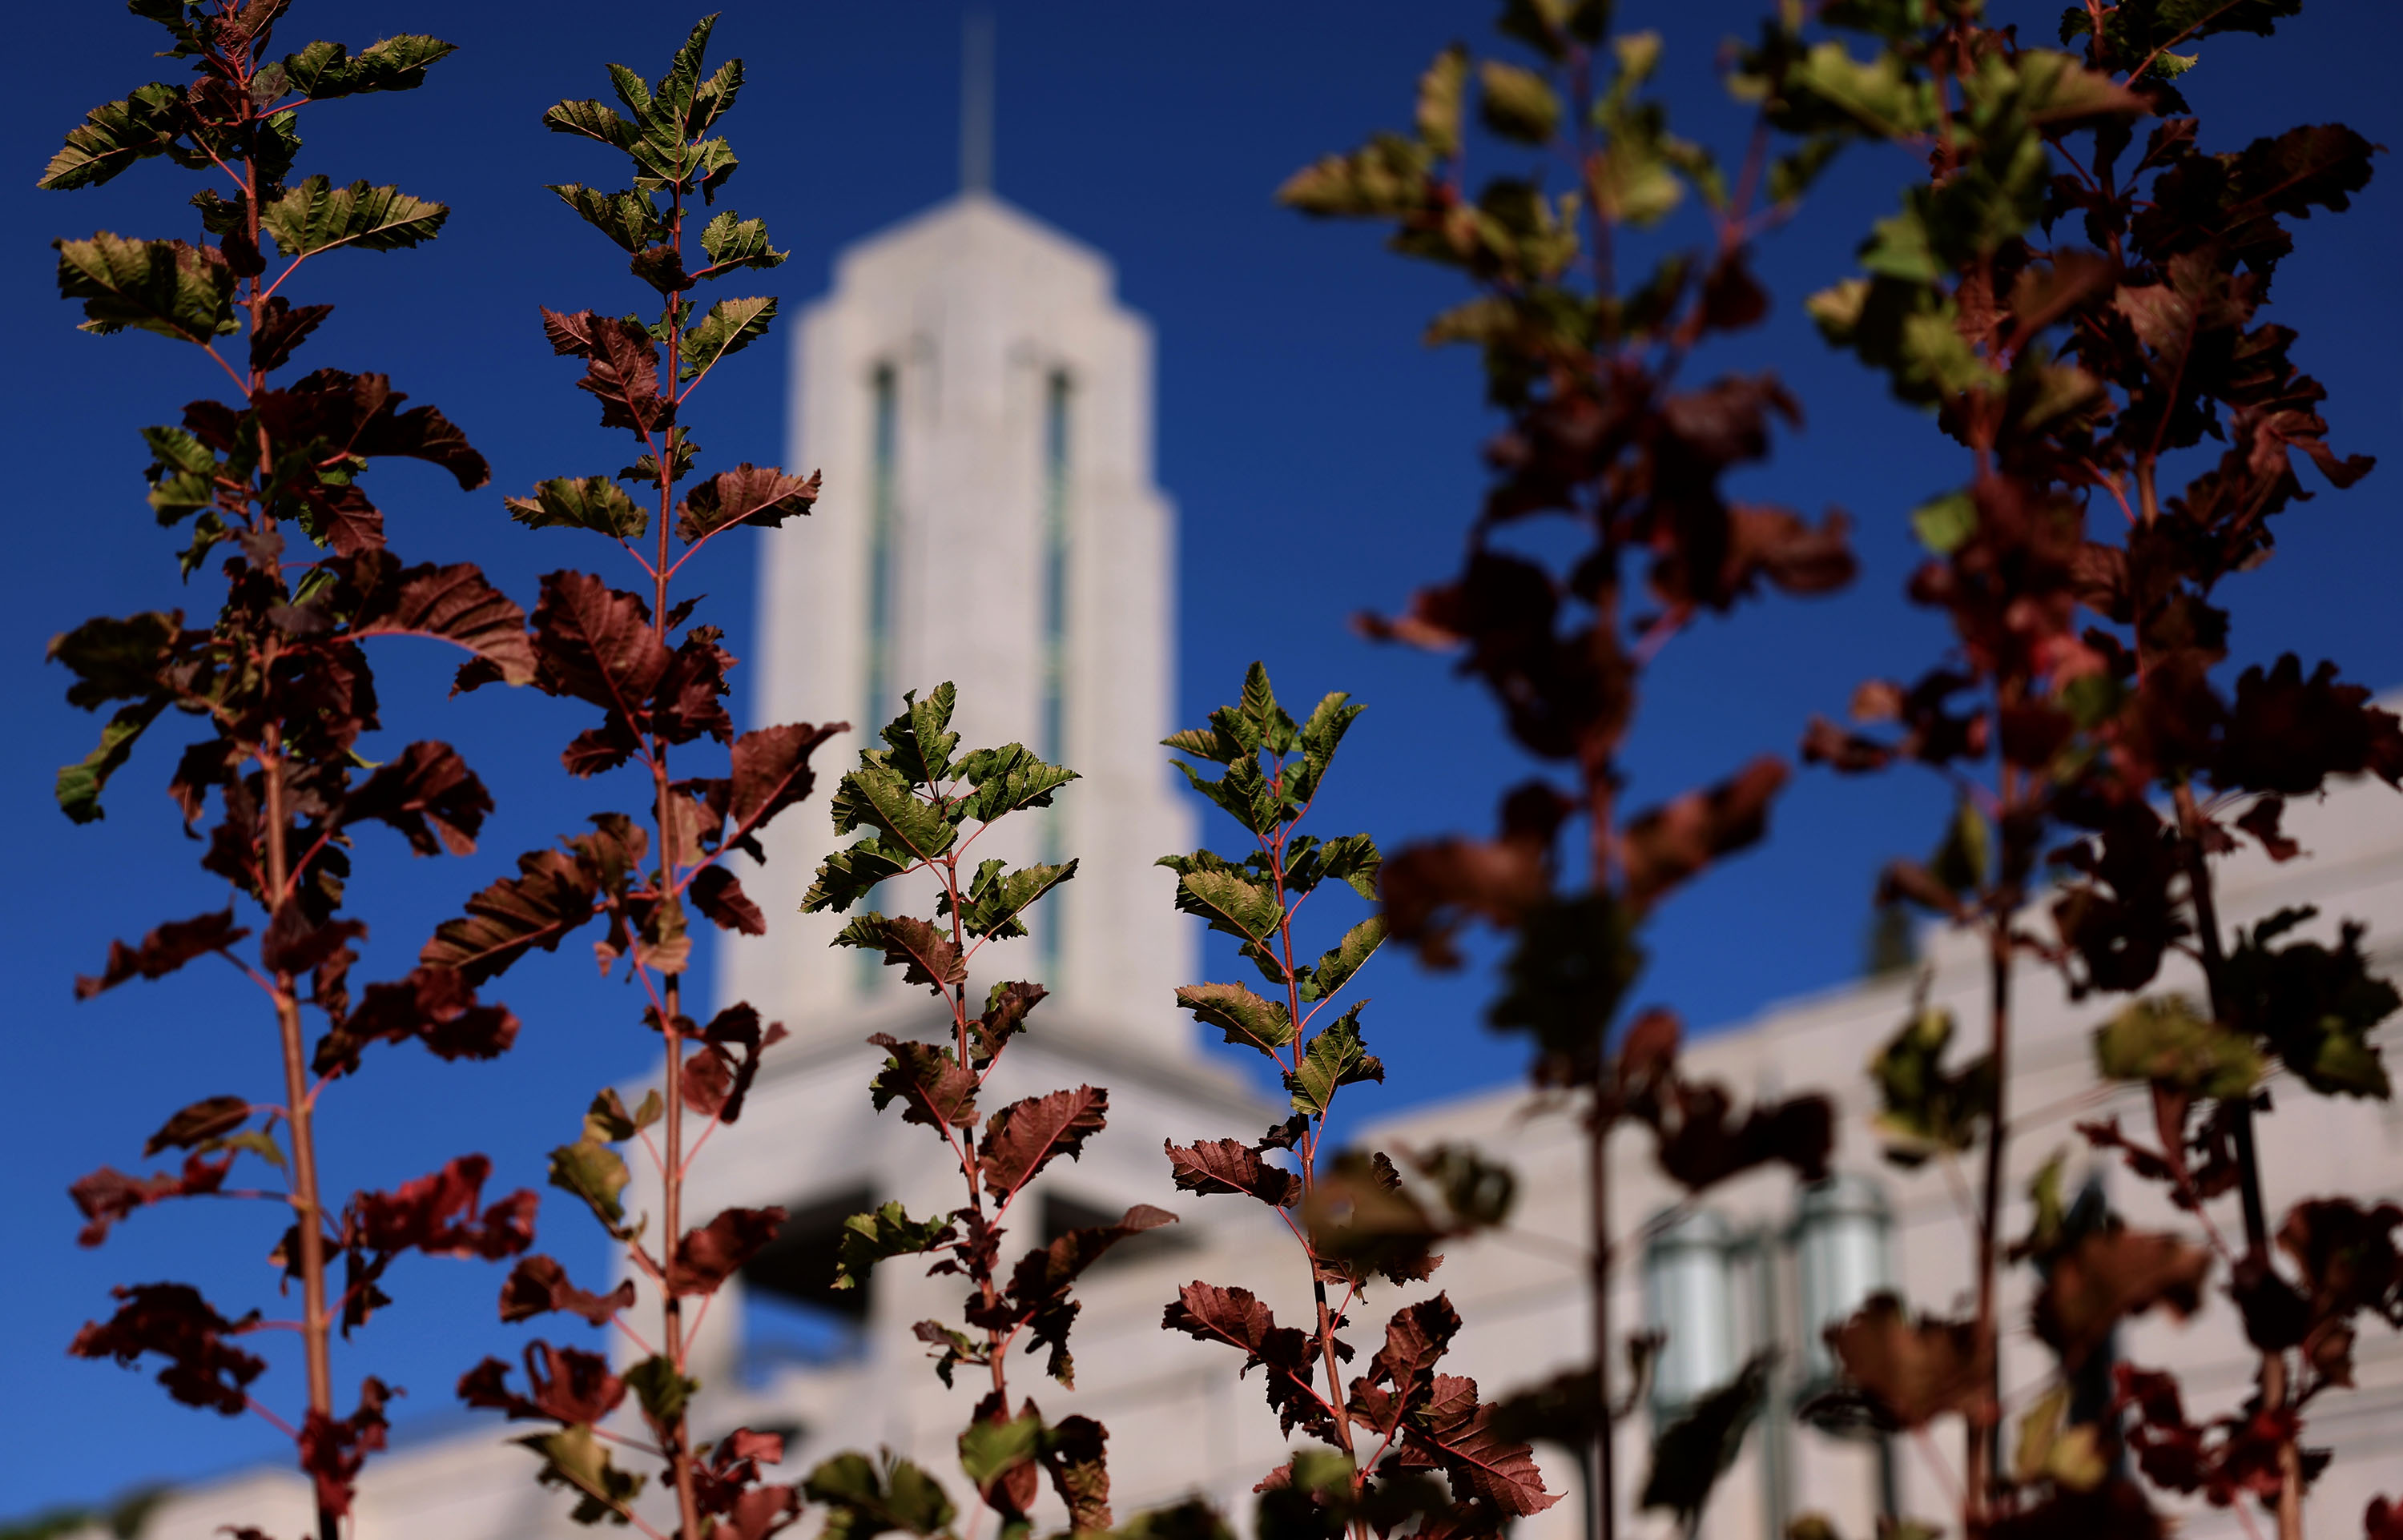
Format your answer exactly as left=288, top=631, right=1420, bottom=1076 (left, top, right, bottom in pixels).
left=42, top=5, right=538, bottom=1537
left=441, top=18, right=841, bottom=1540
left=803, top=683, right=1155, bottom=1538
left=1149, top=663, right=1557, bottom=1538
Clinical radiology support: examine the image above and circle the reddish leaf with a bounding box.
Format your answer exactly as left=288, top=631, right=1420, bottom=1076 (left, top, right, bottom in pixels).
left=498, top=1255, right=635, bottom=1326
left=1004, top=1204, right=1178, bottom=1385
left=421, top=848, right=602, bottom=984
left=1616, top=756, right=1788, bottom=909
left=345, top=554, right=535, bottom=687
left=316, top=964, right=519, bottom=1076
left=678, top=1003, right=787, bottom=1125
left=2035, top=1228, right=2212, bottom=1369
left=869, top=1035, right=979, bottom=1129
left=690, top=863, right=766, bottom=935
left=260, top=907, right=366, bottom=976
left=1825, top=1293, right=1987, bottom=1429
left=1349, top=1293, right=1463, bottom=1438
left=1382, top=782, right=1570, bottom=967
left=70, top=1153, right=231, bottom=1246
left=74, top=907, right=248, bottom=999
left=529, top=569, right=672, bottom=716
left=653, top=627, right=735, bottom=745
left=457, top=1341, right=626, bottom=1424
left=541, top=308, right=668, bottom=432
left=1165, top=1138, right=1301, bottom=1208
left=979, top=1086, right=1109, bottom=1201
left=143, top=1095, right=250, bottom=1156
left=69, top=1282, right=264, bottom=1414
left=351, top=1154, right=537, bottom=1261
left=1403, top=1373, right=1560, bottom=1518
left=676, top=463, right=820, bottom=541
left=341, top=740, right=492, bottom=855
left=1161, top=1281, right=1328, bottom=1437
left=298, top=1377, right=393, bottom=1518
left=2213, top=654, right=2403, bottom=794
left=725, top=720, right=846, bottom=854
left=668, top=1205, right=787, bottom=1296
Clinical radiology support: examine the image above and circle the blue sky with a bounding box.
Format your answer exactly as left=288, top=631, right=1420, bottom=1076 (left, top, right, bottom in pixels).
left=4, top=0, right=2399, bottom=1517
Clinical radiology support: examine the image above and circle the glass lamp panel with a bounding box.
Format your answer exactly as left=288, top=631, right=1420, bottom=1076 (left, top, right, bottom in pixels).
left=1794, top=1173, right=1891, bottom=1385
left=1643, top=1207, right=1736, bottom=1412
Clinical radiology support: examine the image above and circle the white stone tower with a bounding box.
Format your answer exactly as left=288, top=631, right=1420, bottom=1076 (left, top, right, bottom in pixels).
left=642, top=147, right=1275, bottom=1487
left=718, top=187, right=1198, bottom=1058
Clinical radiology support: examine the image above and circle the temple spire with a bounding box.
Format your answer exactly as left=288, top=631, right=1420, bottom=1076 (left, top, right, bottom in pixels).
left=960, top=11, right=994, bottom=195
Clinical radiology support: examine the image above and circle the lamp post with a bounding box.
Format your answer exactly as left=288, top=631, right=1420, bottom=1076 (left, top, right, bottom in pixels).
left=1792, top=1172, right=1898, bottom=1517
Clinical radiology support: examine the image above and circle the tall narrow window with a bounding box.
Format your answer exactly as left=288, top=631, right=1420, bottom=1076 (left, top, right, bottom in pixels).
left=858, top=363, right=900, bottom=995
left=1038, top=369, right=1072, bottom=979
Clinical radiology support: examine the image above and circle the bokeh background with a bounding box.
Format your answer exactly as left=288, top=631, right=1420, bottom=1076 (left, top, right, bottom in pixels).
left=3, top=0, right=2397, bottom=1518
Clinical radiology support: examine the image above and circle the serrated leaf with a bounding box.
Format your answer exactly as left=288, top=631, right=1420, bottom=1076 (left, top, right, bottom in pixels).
left=504, top=476, right=648, bottom=539
left=803, top=1451, right=956, bottom=1540
left=2095, top=995, right=2264, bottom=1099
left=952, top=859, right=1078, bottom=941
left=1286, top=1005, right=1383, bottom=1115
left=832, top=1200, right=953, bottom=1291
left=830, top=764, right=956, bottom=862
left=284, top=35, right=457, bottom=99
left=1417, top=46, right=1467, bottom=158
left=548, top=1130, right=632, bottom=1236
left=1301, top=915, right=1385, bottom=1003
left=1289, top=830, right=1383, bottom=899
left=834, top=913, right=966, bottom=991
left=261, top=176, right=448, bottom=258
left=1174, top=981, right=1295, bottom=1053
left=54, top=234, right=236, bottom=344
left=1174, top=867, right=1282, bottom=943
left=954, top=742, right=1077, bottom=822
left=548, top=183, right=660, bottom=252
left=697, top=209, right=787, bottom=273
left=674, top=462, right=817, bottom=540
left=801, top=837, right=912, bottom=915
left=881, top=684, right=960, bottom=786
left=1479, top=59, right=1560, bottom=144
left=39, top=83, right=187, bottom=191
left=678, top=296, right=775, bottom=380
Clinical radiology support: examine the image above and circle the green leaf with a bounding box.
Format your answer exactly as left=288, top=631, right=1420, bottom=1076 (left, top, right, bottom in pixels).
left=697, top=209, right=787, bottom=273
left=1929, top=798, right=1990, bottom=895
left=1300, top=915, right=1385, bottom=1003
left=678, top=296, right=776, bottom=380
left=1910, top=490, right=1976, bottom=555
left=801, top=837, right=912, bottom=915
left=54, top=234, right=236, bottom=344
left=517, top=1425, right=645, bottom=1524
left=141, top=426, right=217, bottom=524
left=282, top=35, right=457, bottom=99
left=1287, top=831, right=1383, bottom=900
left=260, top=176, right=448, bottom=257
left=1174, top=982, right=1296, bottom=1054
left=803, top=1451, right=957, bottom=1540
left=1417, top=46, right=1468, bottom=158
left=542, top=98, right=638, bottom=151
left=504, top=476, right=648, bottom=538
left=2224, top=909, right=2398, bottom=1099
left=549, top=183, right=661, bottom=252
left=1174, top=868, right=1283, bottom=943
left=2094, top=995, right=2264, bottom=1100
left=39, top=83, right=187, bottom=191
left=549, top=1125, right=634, bottom=1237
left=954, top=742, right=1078, bottom=822
left=950, top=859, right=1079, bottom=941
left=1286, top=1004, right=1384, bottom=1116
left=622, top=1355, right=697, bottom=1429
left=1479, top=59, right=1560, bottom=144
left=958, top=1413, right=1042, bottom=1492
left=1278, top=134, right=1435, bottom=219
left=829, top=764, right=956, bottom=862
left=1870, top=1005, right=1996, bottom=1166
left=1237, top=661, right=1298, bottom=753
left=879, top=684, right=961, bottom=786
left=57, top=697, right=168, bottom=825
left=832, top=1200, right=952, bottom=1291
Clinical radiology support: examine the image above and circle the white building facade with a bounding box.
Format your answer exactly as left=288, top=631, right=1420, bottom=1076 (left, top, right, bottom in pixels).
left=85, top=186, right=2403, bottom=1540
